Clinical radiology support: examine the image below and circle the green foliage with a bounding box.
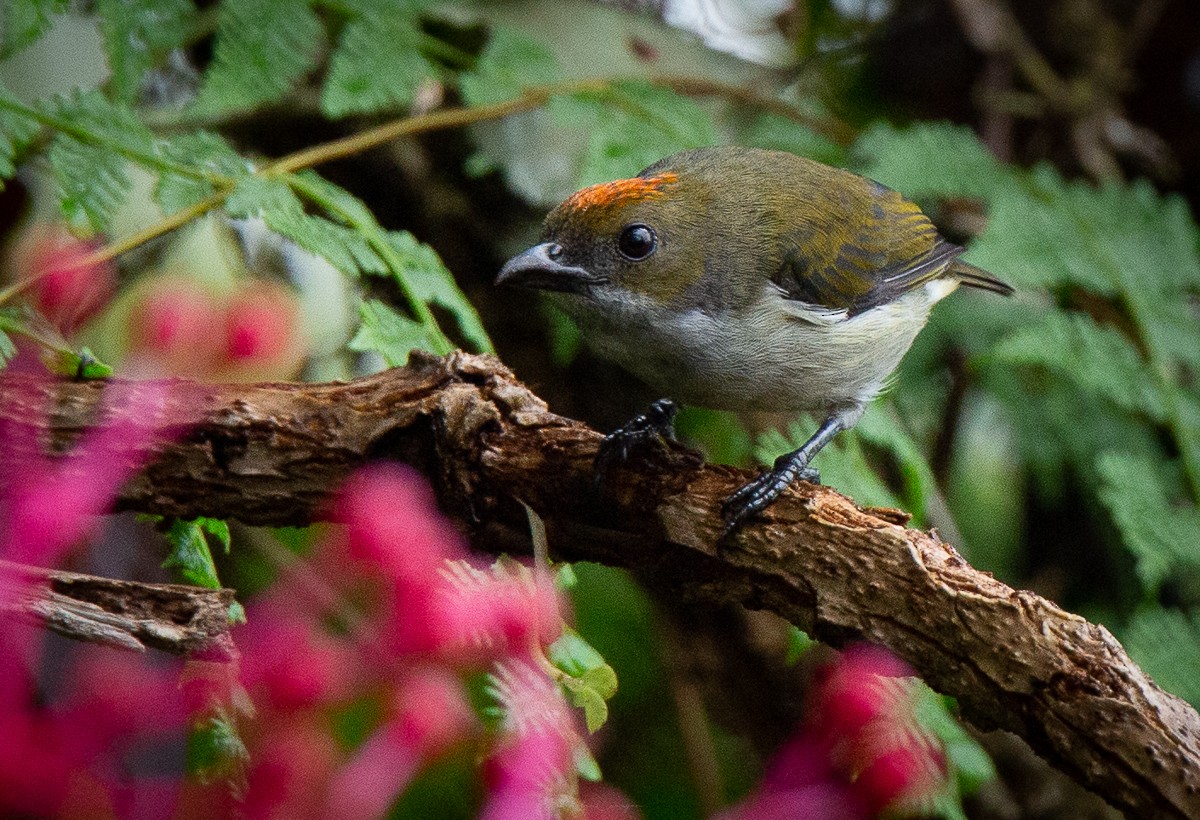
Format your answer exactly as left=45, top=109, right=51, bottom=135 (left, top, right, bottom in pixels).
left=187, top=710, right=250, bottom=791
left=322, top=11, right=435, bottom=118
left=0, top=90, right=41, bottom=185
left=349, top=298, right=433, bottom=366
left=155, top=131, right=247, bottom=213
left=740, top=111, right=847, bottom=167
left=96, top=0, right=194, bottom=102
left=755, top=400, right=938, bottom=522
left=549, top=627, right=619, bottom=733
left=0, top=0, right=68, bottom=58
left=190, top=0, right=323, bottom=117
left=552, top=81, right=720, bottom=187
left=1097, top=452, right=1200, bottom=595
left=460, top=27, right=559, bottom=107
left=853, top=121, right=1012, bottom=200
left=1121, top=607, right=1200, bottom=708
left=990, top=310, right=1165, bottom=421
left=45, top=91, right=156, bottom=232
left=161, top=517, right=231, bottom=589
left=913, top=686, right=996, bottom=818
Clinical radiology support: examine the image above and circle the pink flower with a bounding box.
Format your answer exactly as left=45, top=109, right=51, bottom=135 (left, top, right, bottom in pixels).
left=810, top=644, right=911, bottom=743
left=334, top=463, right=465, bottom=584
left=217, top=281, right=305, bottom=381
left=0, top=379, right=169, bottom=573
left=125, top=276, right=224, bottom=378
left=10, top=224, right=115, bottom=334
left=238, top=608, right=359, bottom=713
left=322, top=668, right=473, bottom=819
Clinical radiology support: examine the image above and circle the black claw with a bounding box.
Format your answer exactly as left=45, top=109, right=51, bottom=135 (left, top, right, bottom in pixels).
left=594, top=399, right=678, bottom=490
left=721, top=455, right=822, bottom=536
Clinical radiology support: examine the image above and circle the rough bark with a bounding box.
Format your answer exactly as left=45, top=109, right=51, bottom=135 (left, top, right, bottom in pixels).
left=1, top=352, right=1197, bottom=818
left=0, top=559, right=237, bottom=657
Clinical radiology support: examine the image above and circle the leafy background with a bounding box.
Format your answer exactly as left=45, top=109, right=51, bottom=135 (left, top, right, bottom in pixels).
left=1, top=0, right=1198, bottom=817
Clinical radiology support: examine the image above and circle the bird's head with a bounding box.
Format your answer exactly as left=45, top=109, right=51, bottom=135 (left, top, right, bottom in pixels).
left=497, top=147, right=785, bottom=312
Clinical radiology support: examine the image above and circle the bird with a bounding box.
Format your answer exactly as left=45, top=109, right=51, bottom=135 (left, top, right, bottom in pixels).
left=496, top=145, right=1012, bottom=533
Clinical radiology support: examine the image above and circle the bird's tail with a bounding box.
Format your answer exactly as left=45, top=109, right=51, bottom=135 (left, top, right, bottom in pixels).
left=952, top=260, right=1015, bottom=296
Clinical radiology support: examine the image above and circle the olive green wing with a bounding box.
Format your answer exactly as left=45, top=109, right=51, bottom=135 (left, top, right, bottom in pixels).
left=774, top=179, right=959, bottom=310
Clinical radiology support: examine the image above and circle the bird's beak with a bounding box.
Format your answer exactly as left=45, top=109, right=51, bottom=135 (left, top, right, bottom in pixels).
left=495, top=243, right=604, bottom=294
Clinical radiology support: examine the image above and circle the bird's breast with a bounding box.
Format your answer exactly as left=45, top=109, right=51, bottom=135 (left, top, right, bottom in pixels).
left=552, top=285, right=939, bottom=412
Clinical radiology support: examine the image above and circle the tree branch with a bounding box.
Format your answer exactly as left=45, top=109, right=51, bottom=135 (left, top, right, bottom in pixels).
left=2, top=352, right=1197, bottom=818
left=0, top=560, right=236, bottom=657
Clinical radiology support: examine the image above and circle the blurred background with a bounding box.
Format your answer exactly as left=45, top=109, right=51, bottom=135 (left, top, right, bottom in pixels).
left=1, top=1, right=1197, bottom=817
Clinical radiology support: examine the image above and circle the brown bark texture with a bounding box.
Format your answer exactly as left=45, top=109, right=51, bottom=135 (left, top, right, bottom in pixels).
left=1, top=351, right=1197, bottom=818
left=0, top=559, right=237, bottom=657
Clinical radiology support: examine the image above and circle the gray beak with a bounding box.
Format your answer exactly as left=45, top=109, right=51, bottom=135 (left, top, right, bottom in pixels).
left=495, top=243, right=604, bottom=294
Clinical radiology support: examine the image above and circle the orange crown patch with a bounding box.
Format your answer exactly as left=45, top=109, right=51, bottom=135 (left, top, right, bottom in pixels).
left=562, top=172, right=678, bottom=213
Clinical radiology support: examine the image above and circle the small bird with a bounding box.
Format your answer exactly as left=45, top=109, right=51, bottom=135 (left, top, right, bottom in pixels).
left=497, top=146, right=1012, bottom=532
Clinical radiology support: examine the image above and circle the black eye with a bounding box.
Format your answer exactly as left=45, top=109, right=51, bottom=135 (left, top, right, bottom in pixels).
left=617, top=224, right=657, bottom=261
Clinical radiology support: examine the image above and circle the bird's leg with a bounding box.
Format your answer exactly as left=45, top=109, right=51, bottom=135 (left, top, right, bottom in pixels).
left=722, top=408, right=854, bottom=534
left=594, top=398, right=678, bottom=485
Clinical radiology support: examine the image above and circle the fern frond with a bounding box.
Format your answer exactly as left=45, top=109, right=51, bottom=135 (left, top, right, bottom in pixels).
left=990, top=311, right=1165, bottom=421
left=0, top=0, right=68, bottom=58
left=190, top=0, right=323, bottom=116
left=321, top=11, right=435, bottom=118
left=0, top=89, right=42, bottom=187
left=1096, top=451, right=1200, bottom=593
left=96, top=0, right=194, bottom=102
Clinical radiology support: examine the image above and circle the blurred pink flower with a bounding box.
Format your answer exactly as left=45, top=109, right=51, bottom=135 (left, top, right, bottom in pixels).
left=10, top=224, right=115, bottom=334
left=0, top=379, right=169, bottom=574
left=722, top=643, right=949, bottom=820
left=322, top=668, right=473, bottom=819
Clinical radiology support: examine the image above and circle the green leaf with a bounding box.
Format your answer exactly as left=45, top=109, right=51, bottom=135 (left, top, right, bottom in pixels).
left=0, top=329, right=15, bottom=366
left=384, top=230, right=491, bottom=351
left=459, top=26, right=559, bottom=106
left=161, top=517, right=226, bottom=589
left=990, top=311, right=1165, bottom=421
left=1122, top=607, right=1200, bottom=708
left=225, top=176, right=384, bottom=276
left=96, top=0, right=194, bottom=102
left=187, top=712, right=250, bottom=791
left=553, top=81, right=720, bottom=186
left=44, top=91, right=155, bottom=232
left=549, top=627, right=618, bottom=732
left=0, top=305, right=111, bottom=376
left=0, top=0, right=68, bottom=57
left=784, top=625, right=815, bottom=665
left=913, top=687, right=996, bottom=795
left=852, top=121, right=1012, bottom=201
left=969, top=167, right=1200, bottom=295
left=322, top=11, right=435, bottom=117
left=348, top=298, right=432, bottom=365
left=155, top=131, right=248, bottom=213
left=561, top=675, right=609, bottom=734
left=191, top=0, right=323, bottom=116
left=755, top=400, right=943, bottom=525
left=0, top=91, right=42, bottom=185
left=1096, top=451, right=1200, bottom=593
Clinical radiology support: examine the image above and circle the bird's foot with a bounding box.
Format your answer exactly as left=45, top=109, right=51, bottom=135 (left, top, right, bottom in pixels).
left=594, top=399, right=678, bottom=488
left=722, top=455, right=820, bottom=536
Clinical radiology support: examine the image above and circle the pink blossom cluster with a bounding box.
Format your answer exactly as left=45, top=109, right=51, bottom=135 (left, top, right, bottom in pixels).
left=722, top=645, right=949, bottom=820
left=124, top=276, right=306, bottom=382
left=192, top=462, right=626, bottom=820
left=8, top=224, right=116, bottom=335
left=0, top=376, right=186, bottom=817
left=0, top=350, right=630, bottom=819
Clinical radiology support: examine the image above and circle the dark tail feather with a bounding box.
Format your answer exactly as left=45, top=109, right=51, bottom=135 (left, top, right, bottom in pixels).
left=953, top=261, right=1014, bottom=296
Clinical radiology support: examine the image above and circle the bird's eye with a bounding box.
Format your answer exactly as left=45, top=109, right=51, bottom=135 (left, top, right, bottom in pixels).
left=617, top=224, right=657, bottom=261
